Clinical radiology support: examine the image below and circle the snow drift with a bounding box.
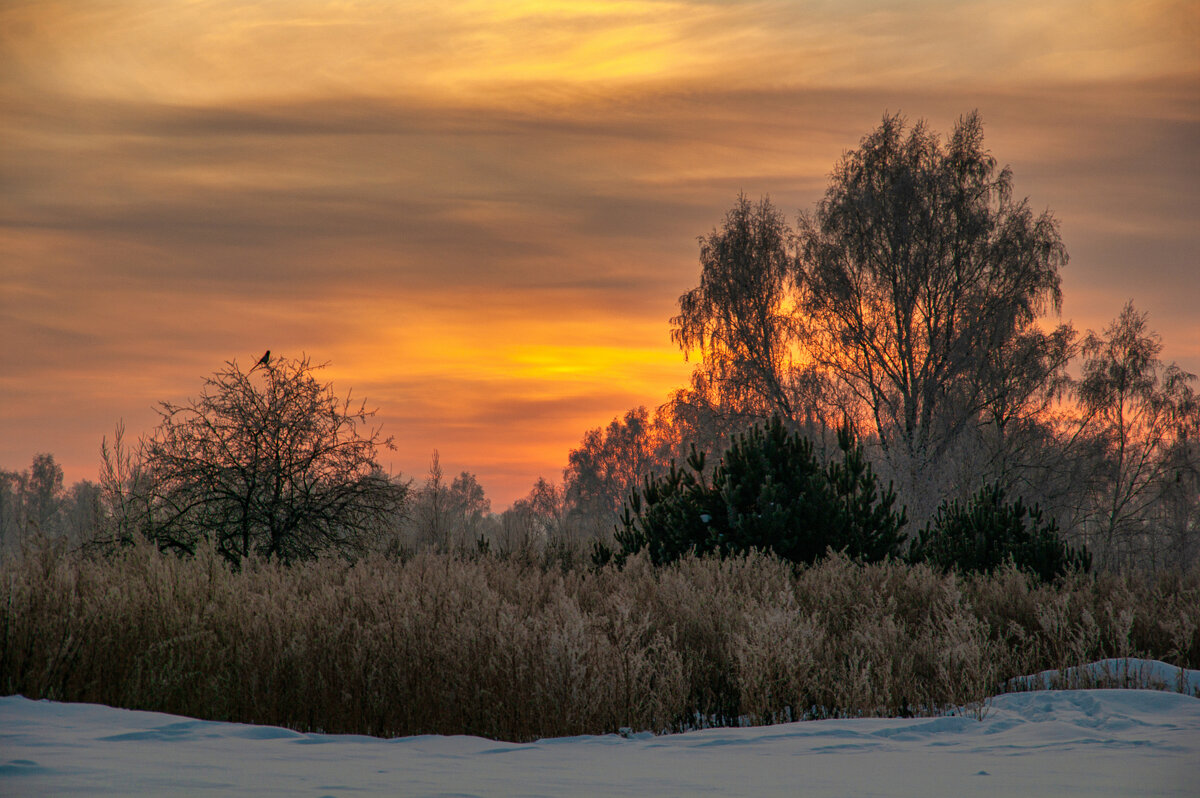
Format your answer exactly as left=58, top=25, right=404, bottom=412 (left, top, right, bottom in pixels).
left=2, top=659, right=1197, bottom=797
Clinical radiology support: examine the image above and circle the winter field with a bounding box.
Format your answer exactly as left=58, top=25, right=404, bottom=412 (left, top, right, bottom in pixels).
left=2, top=660, right=1197, bottom=798
left=5, top=546, right=1200, bottom=795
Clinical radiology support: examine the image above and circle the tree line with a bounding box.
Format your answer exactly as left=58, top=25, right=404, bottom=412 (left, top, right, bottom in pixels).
left=4, top=112, right=1196, bottom=572
left=0, top=454, right=103, bottom=554
left=562, top=112, right=1198, bottom=573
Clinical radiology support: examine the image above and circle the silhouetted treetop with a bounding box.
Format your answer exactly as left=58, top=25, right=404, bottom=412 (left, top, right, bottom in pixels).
left=135, top=354, right=406, bottom=563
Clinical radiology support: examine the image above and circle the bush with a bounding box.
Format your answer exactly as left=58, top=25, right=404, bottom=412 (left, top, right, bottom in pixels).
left=909, top=483, right=1091, bottom=582
left=605, top=417, right=906, bottom=567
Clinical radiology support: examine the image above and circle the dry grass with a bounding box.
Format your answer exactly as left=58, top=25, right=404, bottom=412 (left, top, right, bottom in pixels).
left=2, top=541, right=1196, bottom=742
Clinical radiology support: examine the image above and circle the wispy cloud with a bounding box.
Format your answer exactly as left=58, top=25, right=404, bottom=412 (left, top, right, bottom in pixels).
left=2, top=0, right=1197, bottom=503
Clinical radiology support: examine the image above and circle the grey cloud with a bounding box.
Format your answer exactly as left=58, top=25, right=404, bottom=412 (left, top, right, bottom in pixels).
left=3, top=71, right=1197, bottom=500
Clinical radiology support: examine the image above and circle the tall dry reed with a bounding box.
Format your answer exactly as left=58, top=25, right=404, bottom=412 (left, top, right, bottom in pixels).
left=2, top=541, right=1196, bottom=742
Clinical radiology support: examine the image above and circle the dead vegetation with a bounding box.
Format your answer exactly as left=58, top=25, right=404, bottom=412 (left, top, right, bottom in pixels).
left=2, top=541, right=1196, bottom=742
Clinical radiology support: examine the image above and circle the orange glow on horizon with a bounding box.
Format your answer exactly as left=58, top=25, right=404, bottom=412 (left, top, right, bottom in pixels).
left=2, top=0, right=1197, bottom=507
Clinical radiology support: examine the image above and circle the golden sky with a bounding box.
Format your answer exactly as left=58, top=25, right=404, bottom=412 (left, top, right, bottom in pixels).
left=2, top=0, right=1198, bottom=506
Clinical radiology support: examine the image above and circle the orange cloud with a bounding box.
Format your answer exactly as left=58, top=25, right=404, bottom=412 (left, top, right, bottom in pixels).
left=2, top=0, right=1197, bottom=506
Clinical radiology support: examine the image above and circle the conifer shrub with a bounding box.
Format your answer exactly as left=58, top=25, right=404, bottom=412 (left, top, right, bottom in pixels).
left=909, top=483, right=1091, bottom=583
left=602, top=417, right=907, bottom=566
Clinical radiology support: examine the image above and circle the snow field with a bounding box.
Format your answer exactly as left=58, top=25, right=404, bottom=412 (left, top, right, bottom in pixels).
left=2, top=660, right=1198, bottom=797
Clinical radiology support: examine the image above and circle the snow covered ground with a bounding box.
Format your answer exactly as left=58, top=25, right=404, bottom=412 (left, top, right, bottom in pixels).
left=3, top=660, right=1197, bottom=797
left=1010, top=657, right=1200, bottom=696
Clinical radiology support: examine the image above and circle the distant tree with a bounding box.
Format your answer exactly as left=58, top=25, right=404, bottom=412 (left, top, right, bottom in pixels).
left=0, top=454, right=106, bottom=555
left=100, top=420, right=151, bottom=549
left=0, top=468, right=22, bottom=552
left=0, top=454, right=68, bottom=554
left=796, top=112, right=1073, bottom=509
left=447, top=469, right=491, bottom=545
left=563, top=407, right=674, bottom=533
left=1153, top=413, right=1200, bottom=568
left=136, top=354, right=407, bottom=564
left=497, top=476, right=573, bottom=559
left=408, top=453, right=493, bottom=552
left=60, top=480, right=103, bottom=545
left=972, top=323, right=1078, bottom=486
left=1073, top=302, right=1199, bottom=570
left=671, top=194, right=824, bottom=427
left=449, top=470, right=490, bottom=522
left=511, top=477, right=568, bottom=538
left=411, top=450, right=449, bottom=550
left=24, top=453, right=64, bottom=532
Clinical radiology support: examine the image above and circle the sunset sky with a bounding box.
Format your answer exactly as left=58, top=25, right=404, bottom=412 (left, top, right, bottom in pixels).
left=2, top=0, right=1197, bottom=507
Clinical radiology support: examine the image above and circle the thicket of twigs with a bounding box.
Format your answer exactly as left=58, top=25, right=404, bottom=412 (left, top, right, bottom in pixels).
left=3, top=540, right=1197, bottom=743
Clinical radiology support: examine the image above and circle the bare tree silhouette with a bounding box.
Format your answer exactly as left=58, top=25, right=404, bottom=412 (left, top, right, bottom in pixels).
left=138, top=354, right=406, bottom=563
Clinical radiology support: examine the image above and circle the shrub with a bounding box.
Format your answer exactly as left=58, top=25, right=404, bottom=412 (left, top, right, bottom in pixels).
left=909, top=483, right=1091, bottom=582
left=605, top=417, right=906, bottom=566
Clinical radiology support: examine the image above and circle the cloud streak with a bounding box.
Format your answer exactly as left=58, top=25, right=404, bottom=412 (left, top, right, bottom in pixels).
left=2, top=0, right=1197, bottom=504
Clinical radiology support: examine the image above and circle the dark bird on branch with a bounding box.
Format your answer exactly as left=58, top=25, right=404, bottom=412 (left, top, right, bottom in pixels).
left=250, top=350, right=270, bottom=372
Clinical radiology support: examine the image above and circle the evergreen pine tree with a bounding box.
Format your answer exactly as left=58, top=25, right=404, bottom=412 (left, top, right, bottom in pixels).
left=607, top=417, right=907, bottom=566
left=909, top=483, right=1090, bottom=582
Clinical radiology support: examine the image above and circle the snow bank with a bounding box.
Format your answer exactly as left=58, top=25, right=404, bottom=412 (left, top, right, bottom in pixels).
left=1009, top=657, right=1200, bottom=696
left=2, top=662, right=1197, bottom=797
